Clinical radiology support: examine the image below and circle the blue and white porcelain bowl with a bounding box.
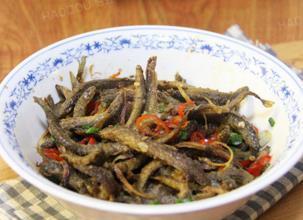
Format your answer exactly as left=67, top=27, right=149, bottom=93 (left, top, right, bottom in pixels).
left=0, top=26, right=303, bottom=220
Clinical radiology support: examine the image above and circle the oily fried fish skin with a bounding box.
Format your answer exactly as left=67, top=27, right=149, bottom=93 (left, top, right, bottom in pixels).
left=39, top=159, right=118, bottom=199
left=175, top=142, right=230, bottom=161
left=153, top=175, right=189, bottom=198
left=158, top=80, right=232, bottom=105
left=55, top=84, right=72, bottom=100
left=54, top=78, right=133, bottom=118
left=74, top=164, right=119, bottom=196
left=60, top=91, right=124, bottom=129
left=34, top=97, right=128, bottom=156
left=73, top=86, right=96, bottom=117
left=144, top=56, right=158, bottom=113
left=137, top=160, right=162, bottom=190
left=38, top=159, right=89, bottom=194
left=36, top=56, right=275, bottom=204
left=187, top=87, right=273, bottom=116
left=35, top=97, right=97, bottom=155
left=126, top=65, right=146, bottom=127
left=76, top=56, right=87, bottom=83
left=159, top=81, right=273, bottom=109
left=99, top=126, right=209, bottom=186
left=207, top=165, right=254, bottom=190
left=69, top=71, right=79, bottom=90
left=223, top=112, right=260, bottom=153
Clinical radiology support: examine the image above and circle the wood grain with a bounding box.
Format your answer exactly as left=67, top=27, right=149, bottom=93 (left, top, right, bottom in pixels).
left=0, top=1, right=303, bottom=219
left=273, top=41, right=303, bottom=69
left=0, top=159, right=18, bottom=181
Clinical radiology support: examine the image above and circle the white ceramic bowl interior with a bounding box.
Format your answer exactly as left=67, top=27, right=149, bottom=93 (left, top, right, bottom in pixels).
left=0, top=26, right=303, bottom=220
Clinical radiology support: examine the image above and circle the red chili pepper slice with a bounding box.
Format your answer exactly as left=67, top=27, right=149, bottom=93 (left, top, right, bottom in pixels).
left=239, top=159, right=253, bottom=168
left=177, top=101, right=195, bottom=118
left=79, top=136, right=96, bottom=145
left=87, top=100, right=100, bottom=115
left=177, top=103, right=187, bottom=118
left=88, top=136, right=96, bottom=145
left=135, top=114, right=170, bottom=137
left=165, top=115, right=189, bottom=129
left=190, top=131, right=205, bottom=142
left=43, top=148, right=64, bottom=161
left=207, top=133, right=218, bottom=144
left=190, top=131, right=218, bottom=144
left=79, top=137, right=90, bottom=144
left=247, top=154, right=271, bottom=177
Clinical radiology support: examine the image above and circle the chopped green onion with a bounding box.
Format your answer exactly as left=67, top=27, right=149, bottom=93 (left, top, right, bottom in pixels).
left=50, top=136, right=55, bottom=142
left=82, top=124, right=91, bottom=129
left=229, top=132, right=243, bottom=146
left=85, top=126, right=99, bottom=134
left=175, top=197, right=192, bottom=204
left=268, top=117, right=275, bottom=127
left=149, top=200, right=160, bottom=205
left=179, top=130, right=189, bottom=141
left=175, top=198, right=184, bottom=204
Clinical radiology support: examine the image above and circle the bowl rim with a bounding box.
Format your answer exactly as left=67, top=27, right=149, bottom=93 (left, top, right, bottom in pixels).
left=0, top=25, right=303, bottom=215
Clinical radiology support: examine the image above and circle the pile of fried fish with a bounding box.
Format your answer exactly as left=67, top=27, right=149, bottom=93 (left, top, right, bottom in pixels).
left=35, top=56, right=273, bottom=204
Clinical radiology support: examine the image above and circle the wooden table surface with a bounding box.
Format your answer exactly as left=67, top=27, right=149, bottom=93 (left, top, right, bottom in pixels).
left=1, top=0, right=303, bottom=219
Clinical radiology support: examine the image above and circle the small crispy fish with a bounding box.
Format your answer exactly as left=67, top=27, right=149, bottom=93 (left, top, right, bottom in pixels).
left=76, top=56, right=87, bottom=83
left=223, top=112, right=260, bottom=154
left=73, top=86, right=96, bottom=117
left=99, top=126, right=209, bottom=186
left=126, top=65, right=146, bottom=127
left=60, top=91, right=123, bottom=129
left=144, top=56, right=158, bottom=113
left=55, top=78, right=133, bottom=118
